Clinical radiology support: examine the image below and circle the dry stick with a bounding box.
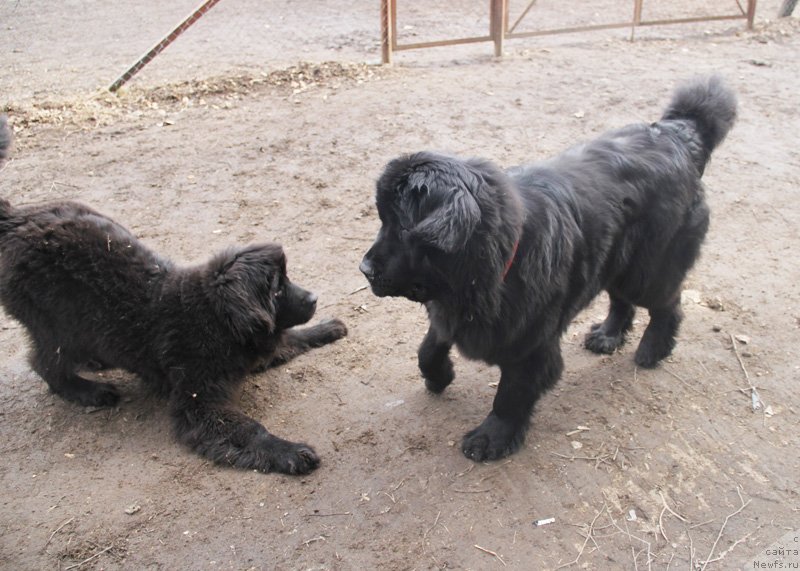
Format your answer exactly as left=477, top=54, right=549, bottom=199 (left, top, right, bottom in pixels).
left=606, top=506, right=652, bottom=571
left=305, top=511, right=351, bottom=517
left=43, top=517, right=74, bottom=550
left=702, top=524, right=761, bottom=566
left=729, top=334, right=765, bottom=412
left=658, top=490, right=689, bottom=542
left=424, top=510, right=442, bottom=539
left=698, top=487, right=751, bottom=571
left=63, top=545, right=113, bottom=570
left=662, top=366, right=705, bottom=395
left=556, top=503, right=608, bottom=570
left=551, top=452, right=612, bottom=467
left=474, top=544, right=507, bottom=566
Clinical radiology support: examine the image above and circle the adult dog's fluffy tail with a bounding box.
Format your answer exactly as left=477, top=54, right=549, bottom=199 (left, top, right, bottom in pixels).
left=661, top=75, right=737, bottom=174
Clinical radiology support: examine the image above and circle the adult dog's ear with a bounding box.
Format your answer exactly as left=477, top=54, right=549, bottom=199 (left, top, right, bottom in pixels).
left=208, top=245, right=281, bottom=343
left=409, top=172, right=481, bottom=253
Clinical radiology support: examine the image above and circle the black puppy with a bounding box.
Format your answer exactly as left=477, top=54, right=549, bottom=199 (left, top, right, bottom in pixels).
left=360, top=76, right=736, bottom=462
left=0, top=117, right=346, bottom=475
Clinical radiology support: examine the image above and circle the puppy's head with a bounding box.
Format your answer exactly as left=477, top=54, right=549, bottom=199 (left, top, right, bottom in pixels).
left=360, top=152, right=483, bottom=303
left=0, top=115, right=12, bottom=168
left=209, top=244, right=318, bottom=343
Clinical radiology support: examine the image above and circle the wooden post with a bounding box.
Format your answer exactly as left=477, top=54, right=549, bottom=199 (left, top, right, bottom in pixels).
left=490, top=0, right=506, bottom=57
left=748, top=0, right=759, bottom=28
left=381, top=0, right=394, bottom=64
left=108, top=0, right=223, bottom=92
left=631, top=0, right=643, bottom=40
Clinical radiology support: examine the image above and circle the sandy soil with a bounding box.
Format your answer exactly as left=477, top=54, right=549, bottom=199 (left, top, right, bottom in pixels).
left=1, top=1, right=799, bottom=569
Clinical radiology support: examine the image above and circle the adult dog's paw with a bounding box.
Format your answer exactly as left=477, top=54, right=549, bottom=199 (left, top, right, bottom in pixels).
left=461, top=414, right=526, bottom=462
left=421, top=357, right=454, bottom=394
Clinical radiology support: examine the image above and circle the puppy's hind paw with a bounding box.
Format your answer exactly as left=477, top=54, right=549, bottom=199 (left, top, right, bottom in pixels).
left=55, top=378, right=121, bottom=408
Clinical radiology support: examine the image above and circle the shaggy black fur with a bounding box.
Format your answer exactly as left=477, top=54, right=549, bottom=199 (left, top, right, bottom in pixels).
left=0, top=118, right=347, bottom=475
left=360, top=76, right=737, bottom=462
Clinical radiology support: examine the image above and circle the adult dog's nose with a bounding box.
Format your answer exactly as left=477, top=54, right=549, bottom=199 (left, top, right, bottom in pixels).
left=359, top=259, right=375, bottom=281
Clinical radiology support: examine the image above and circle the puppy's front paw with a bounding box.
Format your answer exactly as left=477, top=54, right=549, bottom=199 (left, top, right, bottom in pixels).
left=269, top=441, right=321, bottom=475
left=317, top=318, right=348, bottom=342
left=584, top=324, right=626, bottom=354
left=461, top=414, right=525, bottom=462
left=421, top=357, right=454, bottom=394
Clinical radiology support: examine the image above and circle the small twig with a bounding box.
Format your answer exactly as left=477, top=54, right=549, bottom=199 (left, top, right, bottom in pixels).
left=551, top=451, right=612, bottom=468
left=699, top=487, right=750, bottom=571
left=43, top=517, right=74, bottom=550
left=730, top=334, right=766, bottom=414
left=451, top=488, right=492, bottom=494
left=302, top=535, right=326, bottom=546
left=348, top=285, right=369, bottom=295
left=556, top=503, right=607, bottom=569
left=606, top=505, right=652, bottom=571
left=63, top=545, right=113, bottom=570
left=474, top=544, right=506, bottom=566
left=424, top=510, right=442, bottom=539
left=701, top=524, right=760, bottom=566
left=305, top=511, right=351, bottom=517
left=657, top=490, right=688, bottom=543
left=663, top=366, right=705, bottom=395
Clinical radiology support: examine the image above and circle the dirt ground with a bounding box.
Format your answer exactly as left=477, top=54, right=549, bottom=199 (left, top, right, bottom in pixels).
left=1, top=1, right=799, bottom=569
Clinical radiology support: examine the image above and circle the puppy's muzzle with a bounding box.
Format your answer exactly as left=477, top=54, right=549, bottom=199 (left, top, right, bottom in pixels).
left=359, top=258, right=376, bottom=282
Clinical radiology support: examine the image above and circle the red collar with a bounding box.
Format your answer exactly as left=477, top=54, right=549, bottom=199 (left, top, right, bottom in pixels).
left=502, top=239, right=519, bottom=282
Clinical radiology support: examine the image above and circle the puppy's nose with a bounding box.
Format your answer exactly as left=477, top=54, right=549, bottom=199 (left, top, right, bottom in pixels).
left=359, top=259, right=374, bottom=280
left=306, top=292, right=318, bottom=307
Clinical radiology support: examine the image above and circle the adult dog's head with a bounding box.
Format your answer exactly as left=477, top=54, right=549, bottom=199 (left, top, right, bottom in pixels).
left=209, top=243, right=318, bottom=342
left=360, top=152, right=519, bottom=304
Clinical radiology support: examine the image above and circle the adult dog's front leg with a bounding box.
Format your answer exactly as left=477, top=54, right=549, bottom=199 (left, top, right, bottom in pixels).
left=170, top=386, right=319, bottom=475
left=263, top=318, right=348, bottom=369
left=462, top=342, right=563, bottom=461
left=418, top=326, right=454, bottom=394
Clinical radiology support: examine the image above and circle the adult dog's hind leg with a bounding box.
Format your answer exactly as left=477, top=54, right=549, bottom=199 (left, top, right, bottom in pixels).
left=462, top=342, right=563, bottom=462
left=418, top=326, right=454, bottom=394
left=263, top=318, right=348, bottom=369
left=635, top=301, right=683, bottom=368
left=30, top=342, right=120, bottom=407
left=170, top=381, right=320, bottom=475
left=584, top=295, right=635, bottom=355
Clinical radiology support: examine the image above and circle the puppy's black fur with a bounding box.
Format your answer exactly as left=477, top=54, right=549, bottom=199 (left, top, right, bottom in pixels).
left=360, top=76, right=736, bottom=462
left=0, top=118, right=346, bottom=475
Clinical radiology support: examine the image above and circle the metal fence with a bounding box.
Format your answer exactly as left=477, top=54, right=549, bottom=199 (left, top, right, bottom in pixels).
left=381, top=0, right=757, bottom=64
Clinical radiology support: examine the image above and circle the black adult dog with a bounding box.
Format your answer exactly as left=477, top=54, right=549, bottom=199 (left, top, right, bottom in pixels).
left=0, top=116, right=346, bottom=475
left=360, top=76, right=736, bottom=462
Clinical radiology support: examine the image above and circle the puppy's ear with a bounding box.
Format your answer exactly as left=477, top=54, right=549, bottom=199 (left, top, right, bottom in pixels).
left=411, top=182, right=481, bottom=253
left=209, top=245, right=280, bottom=343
